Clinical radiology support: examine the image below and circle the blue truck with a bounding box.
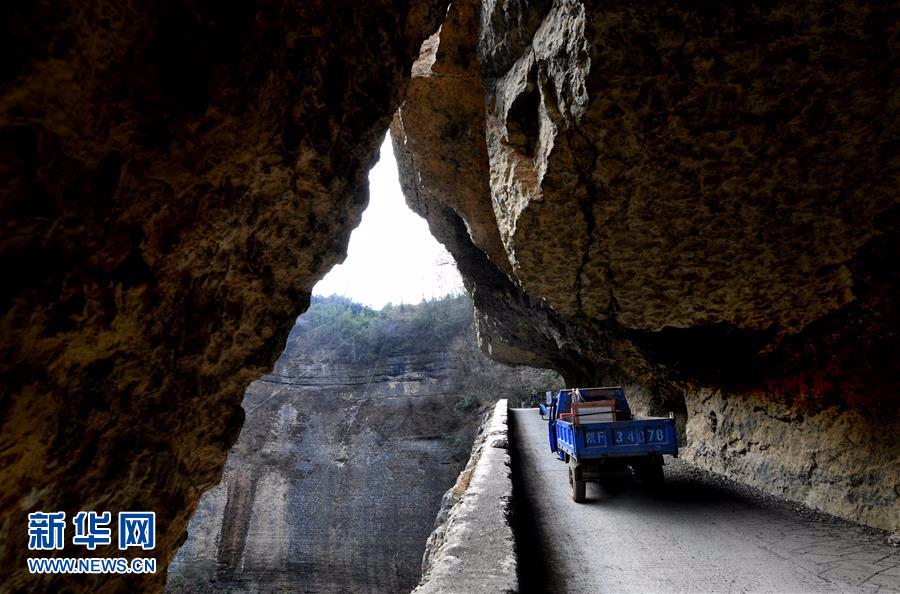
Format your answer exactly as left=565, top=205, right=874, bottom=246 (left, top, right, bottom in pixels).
left=546, top=387, right=678, bottom=502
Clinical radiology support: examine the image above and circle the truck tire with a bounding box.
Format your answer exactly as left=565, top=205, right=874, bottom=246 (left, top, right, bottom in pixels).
left=569, top=464, right=586, bottom=503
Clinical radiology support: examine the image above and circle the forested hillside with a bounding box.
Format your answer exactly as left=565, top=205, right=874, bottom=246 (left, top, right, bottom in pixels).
left=281, top=294, right=561, bottom=407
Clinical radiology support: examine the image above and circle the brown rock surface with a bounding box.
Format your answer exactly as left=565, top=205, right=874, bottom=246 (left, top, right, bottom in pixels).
left=0, top=2, right=446, bottom=591
left=394, top=0, right=899, bottom=531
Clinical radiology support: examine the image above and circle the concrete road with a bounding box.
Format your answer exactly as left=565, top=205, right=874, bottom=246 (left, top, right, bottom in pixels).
left=511, top=408, right=900, bottom=593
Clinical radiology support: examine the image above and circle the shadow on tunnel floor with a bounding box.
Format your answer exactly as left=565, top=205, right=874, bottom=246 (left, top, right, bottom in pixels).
left=584, top=470, right=746, bottom=506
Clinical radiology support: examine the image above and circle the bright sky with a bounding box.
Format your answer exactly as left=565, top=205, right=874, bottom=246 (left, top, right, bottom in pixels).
left=312, top=135, right=465, bottom=309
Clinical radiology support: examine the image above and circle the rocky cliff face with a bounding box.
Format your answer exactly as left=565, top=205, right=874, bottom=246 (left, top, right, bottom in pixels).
left=0, top=2, right=447, bottom=591
left=165, top=352, right=474, bottom=593
left=392, top=0, right=899, bottom=531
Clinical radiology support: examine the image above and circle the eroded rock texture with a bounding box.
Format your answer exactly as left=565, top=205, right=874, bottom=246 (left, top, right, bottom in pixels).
left=167, top=338, right=472, bottom=591
left=393, top=0, right=899, bottom=530
left=0, top=2, right=446, bottom=591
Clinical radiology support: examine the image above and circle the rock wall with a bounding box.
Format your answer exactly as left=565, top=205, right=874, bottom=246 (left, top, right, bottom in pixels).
left=166, top=351, right=478, bottom=593
left=0, top=2, right=448, bottom=591
left=683, top=389, right=900, bottom=532
left=393, top=0, right=899, bottom=531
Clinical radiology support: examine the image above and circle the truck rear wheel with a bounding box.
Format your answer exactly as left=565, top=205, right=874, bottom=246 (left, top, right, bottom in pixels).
left=569, top=463, right=586, bottom=503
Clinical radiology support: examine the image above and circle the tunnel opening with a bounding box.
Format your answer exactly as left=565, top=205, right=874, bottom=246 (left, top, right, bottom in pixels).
left=165, top=134, right=564, bottom=593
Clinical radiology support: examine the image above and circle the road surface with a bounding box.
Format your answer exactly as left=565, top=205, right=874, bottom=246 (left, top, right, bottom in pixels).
left=511, top=408, right=900, bottom=593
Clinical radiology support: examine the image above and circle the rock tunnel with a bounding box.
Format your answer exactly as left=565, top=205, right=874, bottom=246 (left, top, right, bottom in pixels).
left=1, top=1, right=897, bottom=591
